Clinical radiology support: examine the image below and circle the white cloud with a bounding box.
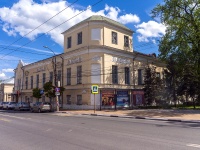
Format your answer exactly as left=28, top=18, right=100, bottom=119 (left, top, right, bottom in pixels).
left=119, top=14, right=140, bottom=24
left=0, top=1, right=140, bottom=46
left=2, top=68, right=14, bottom=73
left=0, top=73, right=6, bottom=80
left=135, top=21, right=166, bottom=43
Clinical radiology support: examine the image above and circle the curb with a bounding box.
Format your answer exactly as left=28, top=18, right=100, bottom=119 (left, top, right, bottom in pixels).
left=54, top=111, right=200, bottom=124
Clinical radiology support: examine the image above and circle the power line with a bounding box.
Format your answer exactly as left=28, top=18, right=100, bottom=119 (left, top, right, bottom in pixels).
left=0, top=0, right=103, bottom=59
left=0, top=0, right=79, bottom=53
left=0, top=46, right=54, bottom=56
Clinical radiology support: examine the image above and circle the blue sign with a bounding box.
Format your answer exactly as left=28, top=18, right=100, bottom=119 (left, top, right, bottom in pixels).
left=40, top=90, right=44, bottom=95
left=55, top=87, right=60, bottom=92
left=117, top=91, right=129, bottom=107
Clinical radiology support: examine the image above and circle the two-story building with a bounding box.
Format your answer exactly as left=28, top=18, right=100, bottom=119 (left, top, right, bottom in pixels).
left=0, top=78, right=14, bottom=102
left=14, top=15, right=165, bottom=109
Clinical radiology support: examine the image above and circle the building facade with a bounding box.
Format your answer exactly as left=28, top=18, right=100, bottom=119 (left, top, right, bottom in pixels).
left=14, top=15, right=165, bottom=109
left=0, top=78, right=14, bottom=102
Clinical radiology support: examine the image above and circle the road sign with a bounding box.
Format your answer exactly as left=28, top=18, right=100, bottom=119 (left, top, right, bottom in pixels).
left=40, top=90, right=44, bottom=95
left=91, top=85, right=98, bottom=94
left=55, top=92, right=60, bottom=96
left=55, top=87, right=60, bottom=92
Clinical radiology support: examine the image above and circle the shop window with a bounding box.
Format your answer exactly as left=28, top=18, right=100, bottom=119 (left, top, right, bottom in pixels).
left=112, top=31, right=118, bottom=44
left=77, top=66, right=82, bottom=84
left=67, top=68, right=71, bottom=85
left=124, top=36, right=129, bottom=47
left=77, top=95, right=82, bottom=105
left=67, top=36, right=72, bottom=48
left=67, top=95, right=71, bottom=105
left=112, top=65, right=118, bottom=84
left=125, top=67, right=130, bottom=84
left=77, top=32, right=82, bottom=45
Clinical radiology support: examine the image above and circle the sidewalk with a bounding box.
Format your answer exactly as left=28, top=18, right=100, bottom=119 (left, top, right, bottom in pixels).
left=55, top=109, right=200, bottom=123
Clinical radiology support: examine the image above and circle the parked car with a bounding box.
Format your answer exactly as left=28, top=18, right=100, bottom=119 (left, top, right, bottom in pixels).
left=14, top=102, right=30, bottom=111
left=7, top=102, right=17, bottom=109
left=2, top=102, right=9, bottom=109
left=31, top=102, right=52, bottom=113
left=0, top=102, right=3, bottom=109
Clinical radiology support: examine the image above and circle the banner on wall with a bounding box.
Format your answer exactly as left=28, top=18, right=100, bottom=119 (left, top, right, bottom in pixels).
left=117, top=91, right=129, bottom=107
left=101, top=90, right=115, bottom=106
left=132, top=90, right=144, bottom=106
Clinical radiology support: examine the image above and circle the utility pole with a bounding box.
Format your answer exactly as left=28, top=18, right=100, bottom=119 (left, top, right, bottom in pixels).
left=43, top=46, right=59, bottom=112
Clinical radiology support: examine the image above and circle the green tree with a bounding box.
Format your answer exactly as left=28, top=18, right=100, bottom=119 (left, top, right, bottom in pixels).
left=143, top=66, right=157, bottom=105
left=32, top=87, right=42, bottom=102
left=43, top=81, right=55, bottom=100
left=43, top=81, right=65, bottom=104
left=152, top=0, right=200, bottom=102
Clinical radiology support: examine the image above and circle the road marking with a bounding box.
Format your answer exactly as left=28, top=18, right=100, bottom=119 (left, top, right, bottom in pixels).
left=45, top=128, right=52, bottom=132
left=0, top=118, right=11, bottom=122
left=187, top=144, right=200, bottom=148
left=0, top=114, right=31, bottom=120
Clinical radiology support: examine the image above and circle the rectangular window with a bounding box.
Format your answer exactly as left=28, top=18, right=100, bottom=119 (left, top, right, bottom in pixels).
left=67, top=95, right=71, bottom=105
left=112, top=65, right=118, bottom=84
left=125, top=67, right=130, bottom=84
left=31, top=76, right=33, bottom=89
left=50, top=72, right=53, bottom=83
left=138, top=69, right=143, bottom=85
left=77, top=66, right=82, bottom=84
left=112, top=31, right=118, bottom=44
left=36, top=74, right=39, bottom=88
left=67, top=36, right=72, bottom=48
left=57, top=70, right=61, bottom=83
left=67, top=68, right=71, bottom=85
left=124, top=36, right=129, bottom=47
left=42, top=96, right=45, bottom=102
left=25, top=77, right=28, bottom=89
left=17, top=79, right=20, bottom=90
left=156, top=72, right=160, bottom=78
left=43, top=73, right=46, bottom=86
left=77, top=95, right=82, bottom=105
left=77, top=32, right=82, bottom=45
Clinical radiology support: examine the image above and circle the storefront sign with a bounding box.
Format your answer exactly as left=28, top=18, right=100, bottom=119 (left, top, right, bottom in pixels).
left=101, top=90, right=115, bottom=106
left=112, top=57, right=131, bottom=64
left=37, top=66, right=45, bottom=72
left=67, top=57, right=82, bottom=65
left=117, top=91, right=129, bottom=107
left=92, top=55, right=101, bottom=61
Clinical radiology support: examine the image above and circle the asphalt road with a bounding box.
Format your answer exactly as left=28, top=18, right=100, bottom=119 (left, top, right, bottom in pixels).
left=0, top=110, right=200, bottom=150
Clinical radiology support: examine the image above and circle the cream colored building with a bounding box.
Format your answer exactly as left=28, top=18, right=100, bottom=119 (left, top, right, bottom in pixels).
left=14, top=15, right=165, bottom=109
left=0, top=78, right=14, bottom=102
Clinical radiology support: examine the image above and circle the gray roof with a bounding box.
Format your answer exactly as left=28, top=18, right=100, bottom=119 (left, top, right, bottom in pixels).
left=62, top=15, right=134, bottom=34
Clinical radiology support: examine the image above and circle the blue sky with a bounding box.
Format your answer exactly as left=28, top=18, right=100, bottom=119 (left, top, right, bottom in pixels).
left=0, top=0, right=166, bottom=81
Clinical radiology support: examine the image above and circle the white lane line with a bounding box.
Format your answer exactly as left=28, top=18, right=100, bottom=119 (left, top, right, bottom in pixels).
left=187, top=144, right=200, bottom=148
left=0, top=118, right=11, bottom=122
left=45, top=128, right=52, bottom=132
left=0, top=114, right=31, bottom=120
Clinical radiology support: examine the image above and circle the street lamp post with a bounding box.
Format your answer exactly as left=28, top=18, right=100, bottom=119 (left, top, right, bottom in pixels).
left=43, top=46, right=59, bottom=112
